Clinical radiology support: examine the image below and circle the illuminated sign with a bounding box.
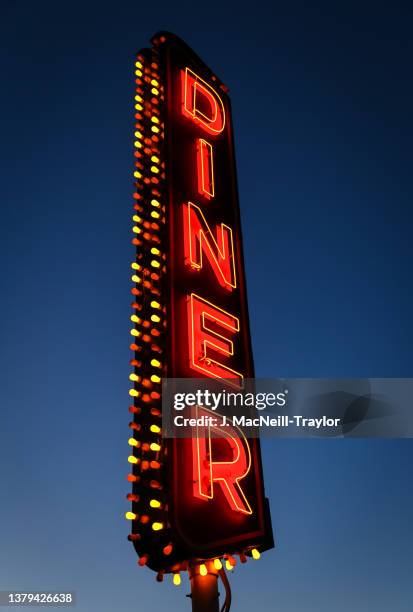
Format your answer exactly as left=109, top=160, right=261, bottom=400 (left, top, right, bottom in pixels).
left=126, top=32, right=273, bottom=584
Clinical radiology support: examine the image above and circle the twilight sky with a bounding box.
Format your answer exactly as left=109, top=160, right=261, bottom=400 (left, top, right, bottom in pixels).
left=1, top=1, right=412, bottom=611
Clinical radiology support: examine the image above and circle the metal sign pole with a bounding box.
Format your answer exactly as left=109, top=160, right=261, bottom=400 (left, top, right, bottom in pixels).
left=188, top=564, right=220, bottom=612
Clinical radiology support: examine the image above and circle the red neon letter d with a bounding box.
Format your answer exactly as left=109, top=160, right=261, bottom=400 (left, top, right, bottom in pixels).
left=182, top=68, right=225, bottom=135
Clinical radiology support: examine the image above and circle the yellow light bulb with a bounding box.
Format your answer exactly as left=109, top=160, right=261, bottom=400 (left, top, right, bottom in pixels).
left=151, top=359, right=161, bottom=368
left=125, top=511, right=137, bottom=520
left=135, top=103, right=143, bottom=111
left=151, top=247, right=160, bottom=255
left=134, top=141, right=143, bottom=148
left=199, top=564, right=207, bottom=576
left=150, top=424, right=161, bottom=433
left=173, top=573, right=181, bottom=586
left=135, top=61, right=143, bottom=68
left=151, top=314, right=161, bottom=323
left=151, top=155, right=160, bottom=163
left=151, top=87, right=159, bottom=96
left=129, top=373, right=140, bottom=381
left=150, top=499, right=161, bottom=508
left=151, top=260, right=160, bottom=268
left=150, top=442, right=161, bottom=451
left=129, top=389, right=139, bottom=397
left=135, top=70, right=143, bottom=77
left=131, top=262, right=141, bottom=270
left=151, top=211, right=160, bottom=219
left=130, top=329, right=140, bottom=337
left=151, top=199, right=160, bottom=208
left=130, top=315, right=141, bottom=323
left=134, top=131, right=143, bottom=139
left=151, top=116, right=160, bottom=124
left=128, top=455, right=138, bottom=464
left=128, top=437, right=139, bottom=447
left=151, top=165, right=159, bottom=174
left=132, top=226, right=141, bottom=234
left=225, top=559, right=233, bottom=571
left=251, top=548, right=260, bottom=560
left=152, top=522, right=164, bottom=531
left=151, top=375, right=161, bottom=384
left=134, top=95, right=143, bottom=102
left=133, top=171, right=142, bottom=179
left=131, top=274, right=142, bottom=283
left=151, top=79, right=159, bottom=87
left=151, top=125, right=160, bottom=134
left=150, top=301, right=160, bottom=309
left=213, top=559, right=222, bottom=570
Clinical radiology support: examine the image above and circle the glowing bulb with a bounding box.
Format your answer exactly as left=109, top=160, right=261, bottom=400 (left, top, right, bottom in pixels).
left=134, top=95, right=143, bottom=102
left=151, top=260, right=160, bottom=268
left=135, top=70, right=143, bottom=77
left=213, top=559, right=222, bottom=570
left=151, top=165, right=159, bottom=174
left=130, top=314, right=141, bottom=323
left=151, top=126, right=160, bottom=134
left=151, top=116, right=160, bottom=124
left=151, top=314, right=161, bottom=323
left=200, top=564, right=207, bottom=576
left=151, top=375, right=161, bottom=384
left=131, top=274, right=142, bottom=283
left=151, top=247, right=160, bottom=255
left=131, top=262, right=141, bottom=270
left=251, top=548, right=261, bottom=560
left=129, top=373, right=139, bottom=382
left=151, top=301, right=160, bottom=309
left=150, top=442, right=161, bottom=451
left=134, top=141, right=142, bottom=148
left=134, top=131, right=143, bottom=139
left=135, top=103, right=143, bottom=111
left=125, top=511, right=137, bottom=520
left=151, top=359, right=161, bottom=368
left=128, top=455, right=138, bottom=464
left=151, top=199, right=160, bottom=208
left=151, top=155, right=159, bottom=163
left=151, top=87, right=159, bottom=95
left=151, top=79, right=159, bottom=87
left=128, top=437, right=139, bottom=447
left=129, top=389, right=139, bottom=397
left=130, top=329, right=140, bottom=337
left=150, top=424, right=161, bottom=433
left=173, top=573, right=181, bottom=586
left=152, top=522, right=164, bottom=531
left=151, top=211, right=160, bottom=219
left=225, top=559, right=233, bottom=571
left=150, top=499, right=161, bottom=508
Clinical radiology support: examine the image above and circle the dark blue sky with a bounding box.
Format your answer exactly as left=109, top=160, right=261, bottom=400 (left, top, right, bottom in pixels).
left=1, top=2, right=412, bottom=611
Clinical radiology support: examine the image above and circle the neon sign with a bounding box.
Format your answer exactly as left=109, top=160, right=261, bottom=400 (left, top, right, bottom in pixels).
left=193, top=407, right=252, bottom=515
left=126, top=31, right=273, bottom=583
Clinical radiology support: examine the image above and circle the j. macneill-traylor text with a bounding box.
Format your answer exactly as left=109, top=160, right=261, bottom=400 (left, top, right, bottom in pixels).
left=174, top=415, right=341, bottom=429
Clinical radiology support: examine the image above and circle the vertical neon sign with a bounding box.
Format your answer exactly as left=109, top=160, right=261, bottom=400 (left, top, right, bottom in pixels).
left=127, top=32, right=273, bottom=583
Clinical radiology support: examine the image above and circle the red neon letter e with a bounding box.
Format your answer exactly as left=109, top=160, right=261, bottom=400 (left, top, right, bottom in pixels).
left=188, top=293, right=243, bottom=385
left=182, top=68, right=225, bottom=135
